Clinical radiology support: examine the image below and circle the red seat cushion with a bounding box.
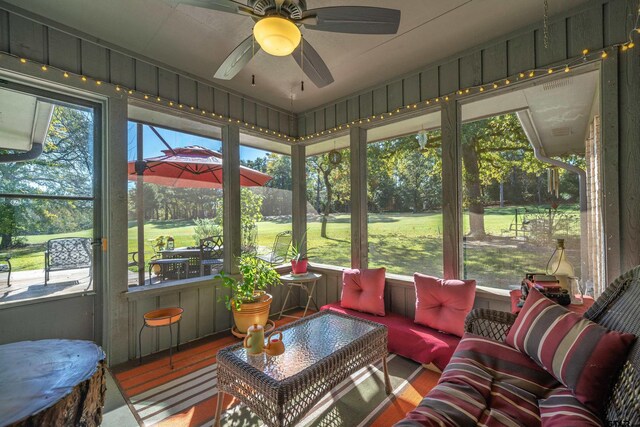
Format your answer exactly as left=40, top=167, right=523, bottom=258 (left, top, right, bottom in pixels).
left=414, top=274, right=476, bottom=337
left=340, top=268, right=386, bottom=316
left=539, top=388, right=602, bottom=427
left=321, top=302, right=460, bottom=370
left=506, top=288, right=636, bottom=415
left=396, top=334, right=565, bottom=427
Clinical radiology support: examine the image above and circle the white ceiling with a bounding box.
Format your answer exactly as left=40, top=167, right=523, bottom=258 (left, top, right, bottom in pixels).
left=4, top=0, right=590, bottom=113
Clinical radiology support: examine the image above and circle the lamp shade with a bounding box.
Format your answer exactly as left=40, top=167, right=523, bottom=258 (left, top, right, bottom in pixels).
left=253, top=17, right=301, bottom=57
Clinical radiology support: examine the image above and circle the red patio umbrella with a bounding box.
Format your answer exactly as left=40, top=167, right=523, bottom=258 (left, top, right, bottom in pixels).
left=127, top=145, right=272, bottom=188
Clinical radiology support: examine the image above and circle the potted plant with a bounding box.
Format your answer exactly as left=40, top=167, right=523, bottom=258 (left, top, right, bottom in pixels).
left=150, top=235, right=171, bottom=274
left=216, top=254, right=281, bottom=334
left=290, top=232, right=309, bottom=274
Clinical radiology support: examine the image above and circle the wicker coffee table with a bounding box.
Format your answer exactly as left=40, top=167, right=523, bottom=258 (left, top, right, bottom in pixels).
left=215, top=310, right=391, bottom=427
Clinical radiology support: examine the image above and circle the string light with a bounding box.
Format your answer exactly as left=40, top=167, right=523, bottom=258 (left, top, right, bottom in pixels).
left=3, top=26, right=637, bottom=145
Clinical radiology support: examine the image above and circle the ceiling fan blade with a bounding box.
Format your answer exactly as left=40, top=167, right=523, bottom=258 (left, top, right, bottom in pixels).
left=214, top=35, right=260, bottom=80
left=291, top=39, right=334, bottom=88
left=301, top=6, right=400, bottom=35
left=178, top=0, right=254, bottom=16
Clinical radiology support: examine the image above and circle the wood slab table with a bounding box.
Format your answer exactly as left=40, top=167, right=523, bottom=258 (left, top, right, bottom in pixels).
left=0, top=339, right=105, bottom=427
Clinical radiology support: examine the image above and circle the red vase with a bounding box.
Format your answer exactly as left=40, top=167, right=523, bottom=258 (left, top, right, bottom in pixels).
left=291, top=259, right=308, bottom=274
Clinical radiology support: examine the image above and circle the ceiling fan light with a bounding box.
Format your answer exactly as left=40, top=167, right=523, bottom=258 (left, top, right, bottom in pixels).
left=253, top=16, right=301, bottom=56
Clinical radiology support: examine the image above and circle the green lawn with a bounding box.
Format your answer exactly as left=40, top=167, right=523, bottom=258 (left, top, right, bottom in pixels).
left=5, top=205, right=580, bottom=290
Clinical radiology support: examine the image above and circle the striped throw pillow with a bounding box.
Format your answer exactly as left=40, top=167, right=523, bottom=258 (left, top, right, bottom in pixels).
left=506, top=288, right=636, bottom=415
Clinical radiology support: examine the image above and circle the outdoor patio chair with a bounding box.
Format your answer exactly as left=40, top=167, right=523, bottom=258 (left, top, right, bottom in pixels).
left=44, top=237, right=92, bottom=286
left=257, top=231, right=292, bottom=265
left=200, top=235, right=224, bottom=276
left=128, top=251, right=138, bottom=268
left=0, top=255, right=10, bottom=287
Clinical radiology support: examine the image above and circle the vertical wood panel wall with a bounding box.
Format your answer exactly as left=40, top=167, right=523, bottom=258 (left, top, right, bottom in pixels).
left=129, top=274, right=298, bottom=359
left=0, top=7, right=297, bottom=137
left=298, top=0, right=640, bottom=277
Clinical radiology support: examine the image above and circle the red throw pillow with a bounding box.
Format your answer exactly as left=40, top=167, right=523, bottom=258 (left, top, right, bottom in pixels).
left=340, top=268, right=386, bottom=316
left=414, top=273, right=476, bottom=337
left=506, top=288, right=636, bottom=415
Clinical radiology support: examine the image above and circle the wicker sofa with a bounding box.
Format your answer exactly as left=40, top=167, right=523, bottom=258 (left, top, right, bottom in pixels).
left=397, top=266, right=640, bottom=426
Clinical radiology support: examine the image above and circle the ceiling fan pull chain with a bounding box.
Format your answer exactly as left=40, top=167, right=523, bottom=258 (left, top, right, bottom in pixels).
left=300, top=37, right=305, bottom=92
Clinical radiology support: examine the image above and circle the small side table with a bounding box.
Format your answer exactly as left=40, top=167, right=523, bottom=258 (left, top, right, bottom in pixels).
left=278, top=272, right=322, bottom=319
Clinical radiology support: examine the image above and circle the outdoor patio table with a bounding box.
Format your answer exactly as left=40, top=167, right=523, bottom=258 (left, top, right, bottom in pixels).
left=215, top=310, right=391, bottom=427
left=160, top=246, right=213, bottom=277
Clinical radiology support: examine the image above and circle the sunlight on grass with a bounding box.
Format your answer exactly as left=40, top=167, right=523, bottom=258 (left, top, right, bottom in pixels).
left=6, top=206, right=580, bottom=290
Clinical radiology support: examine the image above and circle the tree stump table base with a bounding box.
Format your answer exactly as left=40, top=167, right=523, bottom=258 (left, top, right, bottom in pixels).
left=0, top=339, right=106, bottom=427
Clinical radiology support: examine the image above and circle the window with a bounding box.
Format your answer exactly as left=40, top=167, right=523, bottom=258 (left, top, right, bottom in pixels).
left=239, top=145, right=292, bottom=261
left=367, top=127, right=443, bottom=277
left=306, top=147, right=351, bottom=266
left=460, top=70, right=604, bottom=293
left=127, top=122, right=223, bottom=285
left=0, top=85, right=99, bottom=303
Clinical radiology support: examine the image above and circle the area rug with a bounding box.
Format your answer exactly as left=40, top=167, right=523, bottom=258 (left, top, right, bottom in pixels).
left=112, top=312, right=439, bottom=427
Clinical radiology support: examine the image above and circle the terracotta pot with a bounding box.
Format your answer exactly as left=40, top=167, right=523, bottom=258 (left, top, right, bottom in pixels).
left=291, top=259, right=308, bottom=274
left=231, top=293, right=272, bottom=334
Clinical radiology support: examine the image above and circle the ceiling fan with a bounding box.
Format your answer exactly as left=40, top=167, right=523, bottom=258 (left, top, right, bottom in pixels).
left=179, top=0, right=401, bottom=88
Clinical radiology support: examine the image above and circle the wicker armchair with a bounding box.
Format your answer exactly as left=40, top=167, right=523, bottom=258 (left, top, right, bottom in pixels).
left=464, top=265, right=640, bottom=427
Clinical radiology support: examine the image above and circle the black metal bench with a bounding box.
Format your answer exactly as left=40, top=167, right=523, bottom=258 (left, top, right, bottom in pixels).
left=44, top=238, right=92, bottom=286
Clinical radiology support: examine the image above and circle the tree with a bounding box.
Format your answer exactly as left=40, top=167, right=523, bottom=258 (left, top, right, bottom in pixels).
left=0, top=105, right=94, bottom=246
left=306, top=150, right=350, bottom=238
left=213, top=187, right=264, bottom=242
left=413, top=114, right=548, bottom=237
left=460, top=114, right=546, bottom=237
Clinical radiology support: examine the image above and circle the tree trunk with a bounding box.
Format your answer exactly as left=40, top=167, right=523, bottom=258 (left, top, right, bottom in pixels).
left=462, top=137, right=486, bottom=237
left=320, top=168, right=333, bottom=238
left=0, top=233, right=11, bottom=249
